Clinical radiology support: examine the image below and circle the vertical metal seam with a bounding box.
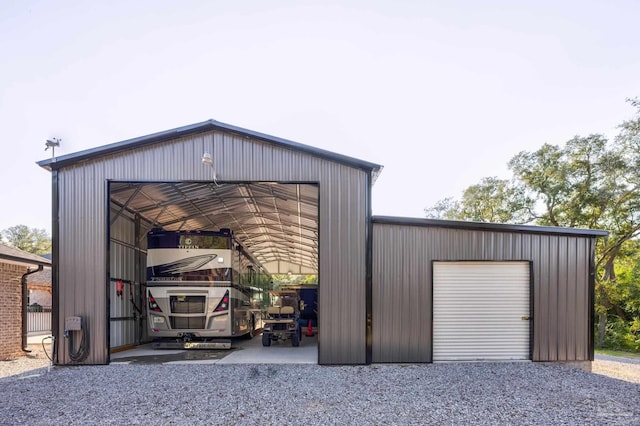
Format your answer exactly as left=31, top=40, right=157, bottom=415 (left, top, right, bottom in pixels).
left=134, top=213, right=141, bottom=345
left=51, top=170, right=60, bottom=364
left=105, top=180, right=112, bottom=364
left=316, top=181, right=322, bottom=365
left=529, top=260, right=534, bottom=361
left=588, top=237, right=595, bottom=361
left=430, top=259, right=434, bottom=363
left=365, top=170, right=372, bottom=364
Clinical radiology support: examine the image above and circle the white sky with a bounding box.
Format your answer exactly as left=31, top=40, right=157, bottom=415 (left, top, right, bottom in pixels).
left=1, top=0, right=639, bottom=234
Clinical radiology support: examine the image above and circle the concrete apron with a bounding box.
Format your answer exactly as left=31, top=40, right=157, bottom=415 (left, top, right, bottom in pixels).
left=110, top=333, right=318, bottom=365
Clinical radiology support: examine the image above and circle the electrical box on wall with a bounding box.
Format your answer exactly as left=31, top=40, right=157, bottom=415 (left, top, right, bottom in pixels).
left=65, top=316, right=82, bottom=331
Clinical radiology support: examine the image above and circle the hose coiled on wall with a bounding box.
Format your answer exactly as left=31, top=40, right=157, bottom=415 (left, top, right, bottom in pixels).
left=68, top=317, right=90, bottom=363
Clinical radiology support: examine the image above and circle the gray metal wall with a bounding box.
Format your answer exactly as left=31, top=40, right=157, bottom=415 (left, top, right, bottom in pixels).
left=372, top=223, right=593, bottom=363
left=55, top=131, right=368, bottom=365
left=109, top=211, right=147, bottom=349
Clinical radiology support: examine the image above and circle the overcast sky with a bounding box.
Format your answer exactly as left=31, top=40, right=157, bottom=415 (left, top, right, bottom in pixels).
left=1, top=0, right=638, bottom=234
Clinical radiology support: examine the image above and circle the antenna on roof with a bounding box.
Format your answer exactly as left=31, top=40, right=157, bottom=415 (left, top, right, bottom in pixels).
left=45, top=138, right=61, bottom=158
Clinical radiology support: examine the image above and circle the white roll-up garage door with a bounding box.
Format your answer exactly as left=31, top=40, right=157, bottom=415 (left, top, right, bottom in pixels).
left=433, top=261, right=530, bottom=361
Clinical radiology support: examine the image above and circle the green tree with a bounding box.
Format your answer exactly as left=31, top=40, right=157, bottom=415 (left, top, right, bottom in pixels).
left=271, top=273, right=318, bottom=287
left=425, top=177, right=534, bottom=224
left=606, top=240, right=640, bottom=350
left=425, top=98, right=640, bottom=350
left=508, top=143, right=570, bottom=226
left=424, top=197, right=459, bottom=220
left=1, top=225, right=51, bottom=255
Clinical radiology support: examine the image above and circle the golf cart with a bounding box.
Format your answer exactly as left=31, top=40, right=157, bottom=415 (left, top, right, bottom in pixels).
left=262, top=290, right=302, bottom=347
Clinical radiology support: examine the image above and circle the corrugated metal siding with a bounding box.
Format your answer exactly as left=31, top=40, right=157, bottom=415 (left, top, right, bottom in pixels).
left=372, top=224, right=593, bottom=363
left=109, top=212, right=139, bottom=349
left=56, top=131, right=367, bottom=364
left=432, top=262, right=530, bottom=361
left=372, top=225, right=431, bottom=362
left=57, top=165, right=108, bottom=364
left=318, top=166, right=367, bottom=364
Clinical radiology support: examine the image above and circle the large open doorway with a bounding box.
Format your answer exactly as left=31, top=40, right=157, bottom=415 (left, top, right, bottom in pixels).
left=107, top=181, right=319, bottom=363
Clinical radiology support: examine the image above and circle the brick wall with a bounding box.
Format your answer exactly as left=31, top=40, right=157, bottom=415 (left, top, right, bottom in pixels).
left=0, top=262, right=25, bottom=360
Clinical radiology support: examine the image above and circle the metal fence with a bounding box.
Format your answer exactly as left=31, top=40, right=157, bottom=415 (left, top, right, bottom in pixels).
left=28, top=307, right=52, bottom=334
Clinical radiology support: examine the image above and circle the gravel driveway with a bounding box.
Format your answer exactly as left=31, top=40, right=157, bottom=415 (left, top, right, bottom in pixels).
left=1, top=343, right=639, bottom=425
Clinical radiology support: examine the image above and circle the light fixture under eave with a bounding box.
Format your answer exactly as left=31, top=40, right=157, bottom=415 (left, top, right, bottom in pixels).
left=202, top=151, right=213, bottom=166
left=202, top=150, right=220, bottom=186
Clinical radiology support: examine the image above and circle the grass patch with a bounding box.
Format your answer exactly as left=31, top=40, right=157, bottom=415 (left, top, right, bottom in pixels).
left=595, top=348, right=640, bottom=359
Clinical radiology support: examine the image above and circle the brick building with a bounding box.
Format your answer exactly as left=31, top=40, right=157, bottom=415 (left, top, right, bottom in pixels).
left=0, top=243, right=51, bottom=360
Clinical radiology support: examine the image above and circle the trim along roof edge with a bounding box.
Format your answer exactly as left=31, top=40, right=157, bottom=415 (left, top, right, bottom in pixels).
left=0, top=243, right=52, bottom=267
left=36, top=119, right=384, bottom=179
left=372, top=215, right=609, bottom=238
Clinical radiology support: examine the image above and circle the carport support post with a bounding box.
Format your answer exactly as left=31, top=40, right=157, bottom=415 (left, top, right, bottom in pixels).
left=105, top=179, right=112, bottom=364
left=134, top=213, right=142, bottom=345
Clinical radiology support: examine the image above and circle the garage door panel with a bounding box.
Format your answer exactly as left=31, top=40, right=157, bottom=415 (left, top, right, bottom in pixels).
left=433, top=261, right=530, bottom=361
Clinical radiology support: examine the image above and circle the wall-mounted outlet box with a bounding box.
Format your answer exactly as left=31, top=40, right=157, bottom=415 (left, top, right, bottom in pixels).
left=65, top=316, right=82, bottom=331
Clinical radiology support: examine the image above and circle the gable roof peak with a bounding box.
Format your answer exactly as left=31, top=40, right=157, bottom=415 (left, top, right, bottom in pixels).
left=37, top=119, right=383, bottom=180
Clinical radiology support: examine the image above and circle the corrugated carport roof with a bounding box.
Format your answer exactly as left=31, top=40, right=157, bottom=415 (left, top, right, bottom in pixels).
left=110, top=181, right=319, bottom=275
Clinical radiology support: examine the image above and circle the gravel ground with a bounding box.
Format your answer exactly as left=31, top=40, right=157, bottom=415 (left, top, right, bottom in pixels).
left=1, top=344, right=639, bottom=425
left=0, top=343, right=55, bottom=380
left=592, top=357, right=640, bottom=384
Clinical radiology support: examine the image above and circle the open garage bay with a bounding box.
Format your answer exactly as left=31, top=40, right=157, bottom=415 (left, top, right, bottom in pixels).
left=110, top=334, right=318, bottom=365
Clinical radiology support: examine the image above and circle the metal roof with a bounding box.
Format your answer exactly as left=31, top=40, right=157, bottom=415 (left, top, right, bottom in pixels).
left=372, top=216, right=609, bottom=237
left=37, top=119, right=383, bottom=181
left=110, top=181, right=319, bottom=275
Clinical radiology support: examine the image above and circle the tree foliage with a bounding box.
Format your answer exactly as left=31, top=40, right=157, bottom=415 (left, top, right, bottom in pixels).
left=425, top=177, right=534, bottom=224
left=1, top=225, right=51, bottom=255
left=425, top=98, right=640, bottom=351
left=271, top=274, right=318, bottom=287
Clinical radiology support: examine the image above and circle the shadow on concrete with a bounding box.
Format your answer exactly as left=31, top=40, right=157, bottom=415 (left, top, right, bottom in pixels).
left=110, top=333, right=318, bottom=365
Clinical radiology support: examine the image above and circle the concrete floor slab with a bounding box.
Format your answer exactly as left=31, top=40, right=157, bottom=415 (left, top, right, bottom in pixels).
left=109, top=333, right=318, bottom=365
left=218, top=334, right=317, bottom=364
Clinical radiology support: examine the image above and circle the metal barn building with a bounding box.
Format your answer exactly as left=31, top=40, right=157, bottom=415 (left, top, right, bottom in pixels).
left=372, top=217, right=605, bottom=364
left=37, top=120, right=606, bottom=366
